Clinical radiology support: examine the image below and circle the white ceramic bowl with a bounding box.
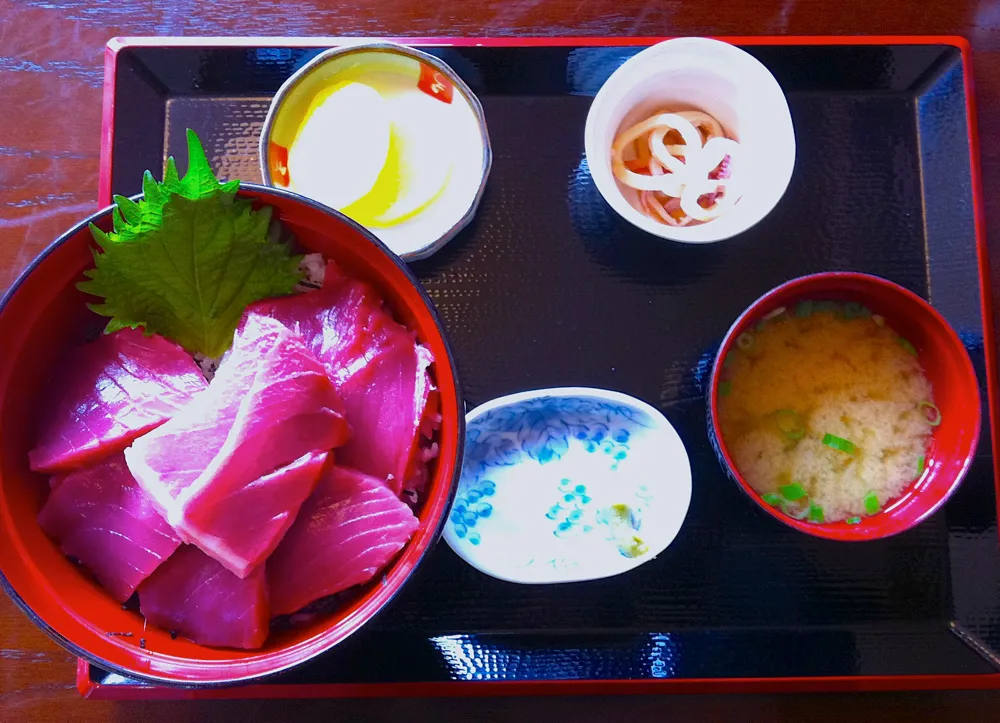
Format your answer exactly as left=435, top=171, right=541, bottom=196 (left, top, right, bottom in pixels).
left=444, top=388, right=692, bottom=584
left=584, top=37, right=796, bottom=244
left=260, top=42, right=492, bottom=261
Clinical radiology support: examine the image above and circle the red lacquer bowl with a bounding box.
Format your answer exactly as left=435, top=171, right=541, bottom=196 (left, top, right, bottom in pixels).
left=0, top=184, right=463, bottom=685
left=708, top=272, right=981, bottom=541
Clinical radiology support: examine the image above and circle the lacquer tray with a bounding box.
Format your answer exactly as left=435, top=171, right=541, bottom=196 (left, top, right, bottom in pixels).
left=80, top=36, right=1000, bottom=699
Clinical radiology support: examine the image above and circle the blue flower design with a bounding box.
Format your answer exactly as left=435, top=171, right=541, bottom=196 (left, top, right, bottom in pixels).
left=450, top=478, right=497, bottom=543
left=548, top=479, right=594, bottom=537
left=450, top=396, right=654, bottom=545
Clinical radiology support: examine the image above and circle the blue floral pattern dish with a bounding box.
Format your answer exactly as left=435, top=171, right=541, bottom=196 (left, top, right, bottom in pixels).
left=444, top=387, right=692, bottom=584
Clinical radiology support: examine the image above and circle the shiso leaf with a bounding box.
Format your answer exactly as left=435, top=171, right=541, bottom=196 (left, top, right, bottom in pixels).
left=79, top=129, right=302, bottom=357
left=917, top=455, right=925, bottom=476
left=846, top=516, right=862, bottom=525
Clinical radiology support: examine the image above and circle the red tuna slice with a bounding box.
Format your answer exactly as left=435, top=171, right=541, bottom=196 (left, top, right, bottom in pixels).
left=266, top=466, right=420, bottom=616
left=241, top=262, right=397, bottom=386
left=126, top=316, right=349, bottom=578
left=38, top=454, right=181, bottom=602
left=177, top=451, right=329, bottom=578
left=243, top=262, right=437, bottom=494
left=337, top=343, right=438, bottom=495
left=29, top=329, right=207, bottom=473
left=138, top=545, right=269, bottom=649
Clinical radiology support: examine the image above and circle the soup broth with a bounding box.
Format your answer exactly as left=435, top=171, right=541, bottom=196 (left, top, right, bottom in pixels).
left=718, top=302, right=937, bottom=523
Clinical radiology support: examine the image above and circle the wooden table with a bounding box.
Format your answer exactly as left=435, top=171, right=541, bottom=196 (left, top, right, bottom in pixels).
left=3, top=0, right=1000, bottom=719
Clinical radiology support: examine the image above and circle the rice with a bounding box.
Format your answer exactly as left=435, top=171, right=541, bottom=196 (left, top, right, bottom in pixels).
left=718, top=304, right=935, bottom=522
left=296, top=253, right=326, bottom=290
left=192, top=352, right=221, bottom=381
left=420, top=442, right=440, bottom=462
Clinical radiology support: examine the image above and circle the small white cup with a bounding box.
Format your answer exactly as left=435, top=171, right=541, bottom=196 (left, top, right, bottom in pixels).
left=584, top=38, right=796, bottom=244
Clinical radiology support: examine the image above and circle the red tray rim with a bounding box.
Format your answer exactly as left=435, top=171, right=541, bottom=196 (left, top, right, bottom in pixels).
left=86, top=34, right=1000, bottom=699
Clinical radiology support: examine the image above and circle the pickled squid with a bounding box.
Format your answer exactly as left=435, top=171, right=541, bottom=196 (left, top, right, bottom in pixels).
left=611, top=109, right=741, bottom=226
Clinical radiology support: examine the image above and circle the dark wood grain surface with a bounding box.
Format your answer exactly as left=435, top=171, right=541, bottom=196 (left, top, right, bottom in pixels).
left=3, top=0, right=1000, bottom=718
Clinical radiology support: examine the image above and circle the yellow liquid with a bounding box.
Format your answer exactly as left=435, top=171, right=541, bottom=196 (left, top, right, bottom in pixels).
left=718, top=306, right=933, bottom=522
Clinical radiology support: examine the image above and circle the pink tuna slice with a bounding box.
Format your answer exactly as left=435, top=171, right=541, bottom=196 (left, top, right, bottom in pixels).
left=243, top=262, right=438, bottom=495
left=38, top=453, right=181, bottom=602
left=173, top=450, right=330, bottom=578
left=266, top=465, right=420, bottom=616
left=139, top=545, right=269, bottom=649
left=125, top=316, right=350, bottom=578
left=29, top=329, right=207, bottom=473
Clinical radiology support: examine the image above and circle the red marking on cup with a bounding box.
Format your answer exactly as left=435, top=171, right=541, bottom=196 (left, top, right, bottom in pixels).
left=269, top=142, right=290, bottom=186
left=418, top=63, right=454, bottom=104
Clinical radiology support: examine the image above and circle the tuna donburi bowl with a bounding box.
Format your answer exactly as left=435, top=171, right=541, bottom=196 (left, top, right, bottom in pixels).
left=0, top=133, right=463, bottom=685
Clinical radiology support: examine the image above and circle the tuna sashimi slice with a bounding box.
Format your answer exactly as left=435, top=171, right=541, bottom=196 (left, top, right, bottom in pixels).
left=337, top=343, right=437, bottom=495
left=243, top=262, right=437, bottom=494
left=179, top=451, right=330, bottom=578
left=241, top=262, right=396, bottom=386
left=38, top=454, right=181, bottom=602
left=139, top=545, right=269, bottom=649
left=30, top=329, right=207, bottom=473
left=267, top=466, right=420, bottom=616
left=126, top=316, right=349, bottom=577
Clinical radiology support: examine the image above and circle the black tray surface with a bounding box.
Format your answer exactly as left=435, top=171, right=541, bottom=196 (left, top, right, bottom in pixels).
left=96, top=41, right=1000, bottom=686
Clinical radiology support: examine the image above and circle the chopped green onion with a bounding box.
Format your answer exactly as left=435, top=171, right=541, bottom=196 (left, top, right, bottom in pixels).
left=795, top=300, right=814, bottom=318
left=762, top=493, right=783, bottom=507
left=843, top=302, right=863, bottom=319
left=873, top=314, right=886, bottom=327
left=846, top=516, right=862, bottom=525
left=774, top=409, right=806, bottom=440
left=897, top=337, right=918, bottom=356
left=917, top=455, right=925, bottom=475
left=723, top=355, right=733, bottom=368
left=816, top=300, right=839, bottom=315
left=719, top=380, right=732, bottom=397
left=808, top=501, right=825, bottom=523
left=919, top=401, right=942, bottom=426
left=822, top=433, right=858, bottom=456
left=779, top=482, right=807, bottom=501
left=737, top=332, right=755, bottom=351
left=864, top=491, right=879, bottom=515
left=785, top=502, right=811, bottom=520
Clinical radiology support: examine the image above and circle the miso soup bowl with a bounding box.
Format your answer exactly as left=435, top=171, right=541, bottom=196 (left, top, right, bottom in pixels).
left=708, top=272, right=981, bottom=541
left=0, top=184, right=463, bottom=685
